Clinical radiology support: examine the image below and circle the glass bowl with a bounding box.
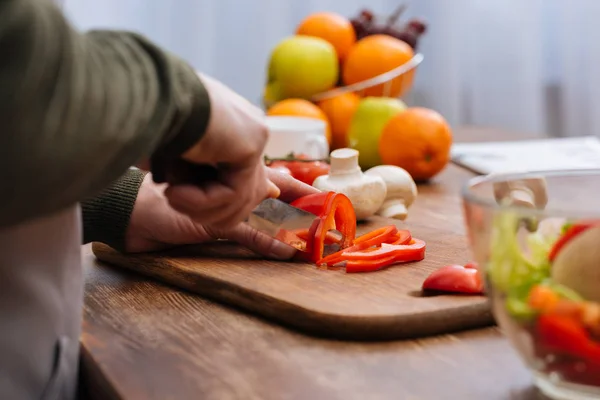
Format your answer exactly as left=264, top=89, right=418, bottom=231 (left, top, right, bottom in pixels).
left=462, top=169, right=600, bottom=400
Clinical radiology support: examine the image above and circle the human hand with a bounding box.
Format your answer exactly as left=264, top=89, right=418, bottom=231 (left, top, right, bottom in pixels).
left=125, top=168, right=320, bottom=258
left=163, top=73, right=277, bottom=230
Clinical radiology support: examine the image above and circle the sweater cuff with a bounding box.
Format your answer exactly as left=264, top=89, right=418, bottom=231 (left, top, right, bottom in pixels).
left=81, top=168, right=147, bottom=251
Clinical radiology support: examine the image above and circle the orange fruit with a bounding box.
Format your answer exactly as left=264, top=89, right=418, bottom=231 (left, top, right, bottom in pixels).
left=296, top=12, right=357, bottom=61
left=267, top=98, right=332, bottom=143
left=317, top=92, right=360, bottom=150
left=343, top=34, right=415, bottom=97
left=378, top=107, right=453, bottom=181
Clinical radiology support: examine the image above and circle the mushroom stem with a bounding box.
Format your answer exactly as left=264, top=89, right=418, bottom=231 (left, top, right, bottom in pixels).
left=377, top=199, right=408, bottom=220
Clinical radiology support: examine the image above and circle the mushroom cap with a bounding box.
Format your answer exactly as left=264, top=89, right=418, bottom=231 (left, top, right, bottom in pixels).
left=493, top=177, right=548, bottom=209
left=365, top=165, right=417, bottom=207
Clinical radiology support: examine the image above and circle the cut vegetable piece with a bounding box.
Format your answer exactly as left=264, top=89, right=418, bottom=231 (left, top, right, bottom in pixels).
left=342, top=239, right=425, bottom=261
left=537, top=314, right=600, bottom=365
left=548, top=220, right=600, bottom=262
left=346, top=255, right=398, bottom=273
left=422, top=264, right=484, bottom=294
left=317, top=225, right=398, bottom=266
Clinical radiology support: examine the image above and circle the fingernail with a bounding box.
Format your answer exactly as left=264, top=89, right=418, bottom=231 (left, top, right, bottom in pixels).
left=267, top=241, right=297, bottom=260
left=267, top=180, right=281, bottom=199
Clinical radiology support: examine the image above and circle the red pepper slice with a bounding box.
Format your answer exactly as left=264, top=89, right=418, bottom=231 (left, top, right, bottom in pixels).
left=291, top=192, right=356, bottom=263
left=389, top=230, right=412, bottom=245
left=342, top=239, right=426, bottom=261
left=345, top=240, right=426, bottom=273
left=548, top=220, right=600, bottom=262
left=422, top=264, right=484, bottom=294
left=317, top=225, right=399, bottom=266
left=291, top=192, right=334, bottom=217
left=537, top=314, right=600, bottom=365
left=346, top=255, right=399, bottom=273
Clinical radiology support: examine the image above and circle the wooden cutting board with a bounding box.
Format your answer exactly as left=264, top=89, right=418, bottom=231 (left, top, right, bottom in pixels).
left=92, top=212, right=493, bottom=341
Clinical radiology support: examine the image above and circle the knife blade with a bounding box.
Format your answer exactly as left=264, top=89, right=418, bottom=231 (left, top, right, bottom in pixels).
left=246, top=198, right=320, bottom=251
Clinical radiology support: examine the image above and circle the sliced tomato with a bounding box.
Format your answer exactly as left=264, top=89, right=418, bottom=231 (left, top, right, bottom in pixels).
left=268, top=164, right=292, bottom=176
left=270, top=155, right=330, bottom=186
left=549, top=220, right=600, bottom=262
left=422, top=264, right=484, bottom=294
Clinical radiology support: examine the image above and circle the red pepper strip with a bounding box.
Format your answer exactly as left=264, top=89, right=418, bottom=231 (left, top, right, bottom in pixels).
left=422, top=264, right=484, bottom=294
left=317, top=225, right=398, bottom=266
left=353, top=226, right=398, bottom=245
left=346, top=255, right=399, bottom=273
left=537, top=314, right=600, bottom=365
left=292, top=192, right=356, bottom=263
left=342, top=239, right=426, bottom=261
left=309, top=193, right=355, bottom=262
left=294, top=229, right=340, bottom=245
left=290, top=191, right=333, bottom=217
left=548, top=220, right=600, bottom=262
left=389, top=230, right=412, bottom=245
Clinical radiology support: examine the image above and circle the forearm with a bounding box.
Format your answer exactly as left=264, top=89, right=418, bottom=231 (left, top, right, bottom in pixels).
left=0, top=0, right=210, bottom=228
left=81, top=168, right=147, bottom=252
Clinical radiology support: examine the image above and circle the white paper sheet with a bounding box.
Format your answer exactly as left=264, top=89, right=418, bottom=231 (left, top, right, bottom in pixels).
left=451, top=136, right=600, bottom=175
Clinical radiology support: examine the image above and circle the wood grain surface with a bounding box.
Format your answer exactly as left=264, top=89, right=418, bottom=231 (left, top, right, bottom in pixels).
left=92, top=163, right=491, bottom=341
left=81, top=241, right=544, bottom=400
left=80, top=127, right=550, bottom=399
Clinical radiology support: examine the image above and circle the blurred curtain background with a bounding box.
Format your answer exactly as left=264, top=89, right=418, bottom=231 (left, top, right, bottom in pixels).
left=62, top=0, right=599, bottom=138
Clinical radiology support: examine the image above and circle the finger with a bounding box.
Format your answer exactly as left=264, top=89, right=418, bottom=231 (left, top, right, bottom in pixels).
left=164, top=183, right=238, bottom=224
left=267, top=179, right=281, bottom=199
left=217, top=223, right=297, bottom=260
left=266, top=167, right=321, bottom=203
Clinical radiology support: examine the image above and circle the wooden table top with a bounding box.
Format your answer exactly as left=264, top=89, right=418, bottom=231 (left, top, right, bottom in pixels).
left=80, top=126, right=548, bottom=400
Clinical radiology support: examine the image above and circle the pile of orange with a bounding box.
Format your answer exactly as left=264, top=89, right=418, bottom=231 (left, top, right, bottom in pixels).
left=294, top=12, right=415, bottom=98
left=267, top=12, right=416, bottom=149
left=266, top=11, right=452, bottom=181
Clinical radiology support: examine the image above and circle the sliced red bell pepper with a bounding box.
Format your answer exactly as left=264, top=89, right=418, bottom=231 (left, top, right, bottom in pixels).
left=291, top=191, right=356, bottom=263
left=389, top=230, right=412, bottom=245
left=317, top=225, right=399, bottom=266
left=343, top=239, right=426, bottom=261
left=548, top=220, right=600, bottom=262
left=345, top=241, right=426, bottom=273
left=290, top=192, right=333, bottom=217
left=537, top=314, right=600, bottom=365
left=346, top=255, right=399, bottom=273
left=422, top=264, right=484, bottom=294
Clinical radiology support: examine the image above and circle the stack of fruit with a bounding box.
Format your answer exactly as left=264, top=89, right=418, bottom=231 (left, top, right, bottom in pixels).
left=264, top=5, right=452, bottom=184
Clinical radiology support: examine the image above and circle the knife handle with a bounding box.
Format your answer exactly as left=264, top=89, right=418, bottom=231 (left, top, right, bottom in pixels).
left=153, top=158, right=220, bottom=186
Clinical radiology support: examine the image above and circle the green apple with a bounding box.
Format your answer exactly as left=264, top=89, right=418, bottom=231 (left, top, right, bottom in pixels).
left=348, top=97, right=407, bottom=168
left=266, top=35, right=338, bottom=101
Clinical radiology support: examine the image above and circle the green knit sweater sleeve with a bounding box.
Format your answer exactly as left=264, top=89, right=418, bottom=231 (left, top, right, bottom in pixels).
left=81, top=169, right=148, bottom=252
left=0, top=0, right=211, bottom=229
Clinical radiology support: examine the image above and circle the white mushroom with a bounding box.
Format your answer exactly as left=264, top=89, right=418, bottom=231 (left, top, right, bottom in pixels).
left=492, top=176, right=548, bottom=232
left=364, top=165, right=417, bottom=220
left=312, top=148, right=387, bottom=221
left=493, top=177, right=548, bottom=209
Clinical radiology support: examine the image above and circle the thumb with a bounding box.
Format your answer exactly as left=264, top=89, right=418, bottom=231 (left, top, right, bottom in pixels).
left=219, top=223, right=297, bottom=260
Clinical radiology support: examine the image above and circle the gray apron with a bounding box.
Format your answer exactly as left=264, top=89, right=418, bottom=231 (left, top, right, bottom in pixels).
left=0, top=206, right=82, bottom=399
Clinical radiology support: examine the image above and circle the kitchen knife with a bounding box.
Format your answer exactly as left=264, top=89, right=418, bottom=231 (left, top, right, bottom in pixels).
left=246, top=198, right=321, bottom=251
left=153, top=159, right=320, bottom=250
